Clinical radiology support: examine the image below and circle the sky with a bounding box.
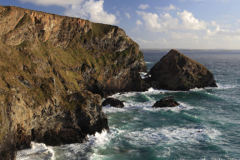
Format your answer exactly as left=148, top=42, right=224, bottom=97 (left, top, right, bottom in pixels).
left=1, top=0, right=240, bottom=49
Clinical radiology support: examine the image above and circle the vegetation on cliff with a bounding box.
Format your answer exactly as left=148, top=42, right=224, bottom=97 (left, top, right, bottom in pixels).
left=0, top=5, right=147, bottom=159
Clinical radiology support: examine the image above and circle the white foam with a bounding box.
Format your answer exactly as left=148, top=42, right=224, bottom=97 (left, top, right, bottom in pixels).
left=190, top=83, right=238, bottom=91
left=16, top=142, right=55, bottom=160
left=103, top=89, right=197, bottom=113
left=88, top=128, right=126, bottom=160
left=145, top=87, right=188, bottom=95
left=139, top=72, right=148, bottom=79
left=124, top=126, right=221, bottom=147
left=216, top=83, right=238, bottom=89
left=145, top=61, right=154, bottom=64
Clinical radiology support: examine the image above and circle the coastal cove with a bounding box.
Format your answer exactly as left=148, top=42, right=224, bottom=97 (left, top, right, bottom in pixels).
left=0, top=5, right=240, bottom=160
left=17, top=50, right=240, bottom=159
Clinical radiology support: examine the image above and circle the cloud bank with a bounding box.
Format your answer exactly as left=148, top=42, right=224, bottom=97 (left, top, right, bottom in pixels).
left=137, top=10, right=206, bottom=32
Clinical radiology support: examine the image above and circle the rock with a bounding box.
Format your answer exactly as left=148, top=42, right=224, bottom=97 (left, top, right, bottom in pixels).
left=0, top=5, right=148, bottom=159
left=152, top=96, right=179, bottom=108
left=148, top=49, right=217, bottom=91
left=102, top=98, right=124, bottom=108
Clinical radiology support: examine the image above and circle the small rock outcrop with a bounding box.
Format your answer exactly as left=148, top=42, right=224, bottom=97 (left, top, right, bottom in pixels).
left=102, top=98, right=124, bottom=108
left=152, top=96, right=179, bottom=108
left=148, top=49, right=217, bottom=91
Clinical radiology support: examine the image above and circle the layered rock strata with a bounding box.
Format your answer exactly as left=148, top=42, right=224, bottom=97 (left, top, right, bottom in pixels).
left=0, top=5, right=148, bottom=160
left=147, top=49, right=217, bottom=91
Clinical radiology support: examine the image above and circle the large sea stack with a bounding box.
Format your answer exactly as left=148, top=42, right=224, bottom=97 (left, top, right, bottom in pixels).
left=148, top=49, right=217, bottom=91
left=0, top=5, right=149, bottom=159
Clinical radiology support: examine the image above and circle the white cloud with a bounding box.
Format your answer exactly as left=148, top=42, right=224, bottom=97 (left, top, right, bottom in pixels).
left=207, top=21, right=240, bottom=37
left=138, top=4, right=149, bottom=10
left=125, top=12, right=131, bottom=19
left=137, top=10, right=208, bottom=32
left=177, top=10, right=206, bottom=30
left=136, top=11, right=179, bottom=32
left=19, top=0, right=84, bottom=6
left=134, top=37, right=151, bottom=44
left=156, top=4, right=178, bottom=10
left=20, top=0, right=118, bottom=25
left=132, top=20, right=143, bottom=32
left=208, top=28, right=240, bottom=36
left=65, top=0, right=117, bottom=24
left=136, top=20, right=143, bottom=26
left=165, top=4, right=178, bottom=10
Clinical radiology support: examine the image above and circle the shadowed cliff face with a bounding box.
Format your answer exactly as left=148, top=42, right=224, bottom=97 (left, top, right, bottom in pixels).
left=0, top=5, right=148, bottom=159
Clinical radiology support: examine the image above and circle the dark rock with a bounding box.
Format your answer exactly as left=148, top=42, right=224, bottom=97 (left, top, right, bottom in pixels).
left=148, top=49, right=217, bottom=91
left=152, top=96, right=180, bottom=108
left=102, top=98, right=124, bottom=108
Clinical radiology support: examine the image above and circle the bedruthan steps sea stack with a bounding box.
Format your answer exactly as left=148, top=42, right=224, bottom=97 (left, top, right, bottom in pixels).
left=147, top=49, right=217, bottom=91
left=0, top=5, right=148, bottom=159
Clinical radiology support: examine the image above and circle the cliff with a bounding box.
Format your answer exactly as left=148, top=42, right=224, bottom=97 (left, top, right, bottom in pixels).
left=0, top=5, right=148, bottom=159
left=148, top=49, right=217, bottom=90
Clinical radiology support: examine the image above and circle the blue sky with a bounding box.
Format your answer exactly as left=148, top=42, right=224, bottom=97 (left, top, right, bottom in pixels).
left=1, top=0, right=240, bottom=49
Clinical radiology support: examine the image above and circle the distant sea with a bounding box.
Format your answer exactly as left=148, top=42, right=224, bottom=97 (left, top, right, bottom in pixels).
left=17, top=50, right=240, bottom=160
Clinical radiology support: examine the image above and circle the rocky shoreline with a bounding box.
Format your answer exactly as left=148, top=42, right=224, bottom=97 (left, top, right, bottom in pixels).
left=0, top=5, right=217, bottom=160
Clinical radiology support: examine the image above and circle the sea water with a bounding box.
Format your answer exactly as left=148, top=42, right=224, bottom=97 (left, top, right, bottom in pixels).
left=17, top=50, right=240, bottom=159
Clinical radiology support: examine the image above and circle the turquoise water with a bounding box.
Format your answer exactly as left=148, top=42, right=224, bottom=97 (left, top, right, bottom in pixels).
left=17, top=50, right=240, bottom=159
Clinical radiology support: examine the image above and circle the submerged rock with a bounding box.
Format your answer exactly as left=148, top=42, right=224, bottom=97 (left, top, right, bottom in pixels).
left=152, top=96, right=179, bottom=108
left=102, top=98, right=124, bottom=108
left=148, top=49, right=217, bottom=91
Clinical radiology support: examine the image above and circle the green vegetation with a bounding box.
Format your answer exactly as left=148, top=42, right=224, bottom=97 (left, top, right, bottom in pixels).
left=137, top=51, right=144, bottom=60
left=92, top=22, right=115, bottom=38
left=16, top=40, right=31, bottom=50
left=0, top=18, right=144, bottom=110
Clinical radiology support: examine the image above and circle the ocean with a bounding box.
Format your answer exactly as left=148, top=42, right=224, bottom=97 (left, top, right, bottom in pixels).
left=17, top=50, right=240, bottom=160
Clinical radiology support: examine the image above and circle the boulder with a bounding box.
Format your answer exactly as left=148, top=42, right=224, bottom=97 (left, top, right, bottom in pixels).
left=148, top=49, right=217, bottom=91
left=152, top=96, right=179, bottom=108
left=102, top=98, right=124, bottom=108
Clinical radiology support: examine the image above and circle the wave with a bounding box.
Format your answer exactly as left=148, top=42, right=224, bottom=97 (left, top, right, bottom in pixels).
left=216, top=83, right=238, bottom=89
left=16, top=130, right=114, bottom=160
left=145, top=61, right=154, bottom=64
left=16, top=142, right=55, bottom=160
left=124, top=126, right=221, bottom=147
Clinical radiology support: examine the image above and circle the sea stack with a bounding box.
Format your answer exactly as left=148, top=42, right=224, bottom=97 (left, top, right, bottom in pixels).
left=148, top=49, right=217, bottom=91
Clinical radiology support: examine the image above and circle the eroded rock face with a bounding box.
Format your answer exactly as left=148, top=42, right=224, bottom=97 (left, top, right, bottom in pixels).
left=0, top=91, right=108, bottom=159
left=152, top=96, right=179, bottom=108
left=102, top=98, right=124, bottom=108
left=0, top=5, right=147, bottom=160
left=148, top=49, right=217, bottom=91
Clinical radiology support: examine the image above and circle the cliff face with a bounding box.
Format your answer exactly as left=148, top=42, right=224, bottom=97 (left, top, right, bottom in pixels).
left=148, top=49, right=217, bottom=90
left=0, top=5, right=148, bottom=159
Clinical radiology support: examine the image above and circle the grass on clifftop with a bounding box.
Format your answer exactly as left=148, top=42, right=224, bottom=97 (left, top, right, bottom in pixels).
left=92, top=23, right=116, bottom=38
